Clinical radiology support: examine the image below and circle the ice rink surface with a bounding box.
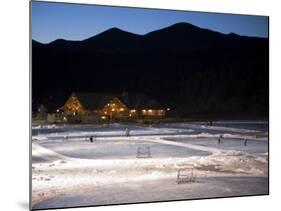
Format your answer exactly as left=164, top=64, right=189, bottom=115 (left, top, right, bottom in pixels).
left=31, top=121, right=268, bottom=209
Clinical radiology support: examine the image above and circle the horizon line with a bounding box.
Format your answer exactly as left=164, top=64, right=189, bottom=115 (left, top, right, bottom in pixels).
left=32, top=22, right=268, bottom=44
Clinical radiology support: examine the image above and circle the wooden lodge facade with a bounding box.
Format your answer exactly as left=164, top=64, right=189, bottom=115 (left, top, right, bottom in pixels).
left=60, top=92, right=166, bottom=122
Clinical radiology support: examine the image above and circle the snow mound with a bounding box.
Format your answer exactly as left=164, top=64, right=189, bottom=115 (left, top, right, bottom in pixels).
left=32, top=143, right=72, bottom=162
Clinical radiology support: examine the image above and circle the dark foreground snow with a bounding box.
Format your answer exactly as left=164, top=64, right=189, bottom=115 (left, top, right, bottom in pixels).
left=33, top=176, right=268, bottom=210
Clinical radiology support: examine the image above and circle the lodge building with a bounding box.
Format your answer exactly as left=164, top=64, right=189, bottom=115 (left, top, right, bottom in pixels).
left=60, top=92, right=166, bottom=121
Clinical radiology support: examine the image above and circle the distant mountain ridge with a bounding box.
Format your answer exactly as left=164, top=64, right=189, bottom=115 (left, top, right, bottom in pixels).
left=33, top=22, right=267, bottom=54
left=34, top=22, right=266, bottom=45
left=32, top=22, right=269, bottom=118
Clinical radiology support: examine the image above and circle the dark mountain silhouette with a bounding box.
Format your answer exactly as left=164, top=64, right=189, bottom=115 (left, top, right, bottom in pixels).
left=32, top=22, right=269, bottom=118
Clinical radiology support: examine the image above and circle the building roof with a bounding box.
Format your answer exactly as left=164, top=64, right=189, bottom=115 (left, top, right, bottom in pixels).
left=72, top=92, right=164, bottom=110
left=73, top=93, right=116, bottom=110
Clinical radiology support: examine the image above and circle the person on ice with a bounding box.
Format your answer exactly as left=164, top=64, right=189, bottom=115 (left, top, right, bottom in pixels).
left=125, top=127, right=130, bottom=137
left=244, top=138, right=248, bottom=146
left=89, top=135, right=96, bottom=143
left=218, top=134, right=223, bottom=145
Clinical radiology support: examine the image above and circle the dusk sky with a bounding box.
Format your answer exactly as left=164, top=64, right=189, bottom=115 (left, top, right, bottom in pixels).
left=32, top=1, right=269, bottom=44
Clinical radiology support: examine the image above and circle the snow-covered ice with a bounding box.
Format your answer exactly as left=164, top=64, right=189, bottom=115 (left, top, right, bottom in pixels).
left=31, top=121, right=268, bottom=209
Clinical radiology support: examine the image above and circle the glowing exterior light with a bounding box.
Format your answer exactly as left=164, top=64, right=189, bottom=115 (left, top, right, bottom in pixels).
left=63, top=93, right=167, bottom=119
left=56, top=109, right=59, bottom=113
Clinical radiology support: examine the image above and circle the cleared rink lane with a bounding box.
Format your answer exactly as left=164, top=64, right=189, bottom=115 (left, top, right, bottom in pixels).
left=164, top=137, right=268, bottom=154
left=36, top=138, right=210, bottom=159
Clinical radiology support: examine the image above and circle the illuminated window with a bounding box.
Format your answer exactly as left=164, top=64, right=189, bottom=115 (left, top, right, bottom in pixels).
left=120, top=108, right=124, bottom=111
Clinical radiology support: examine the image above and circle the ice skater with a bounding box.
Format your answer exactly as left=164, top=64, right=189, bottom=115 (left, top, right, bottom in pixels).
left=125, top=127, right=130, bottom=137
left=244, top=138, right=248, bottom=146
left=89, top=135, right=96, bottom=143
left=218, top=134, right=223, bottom=145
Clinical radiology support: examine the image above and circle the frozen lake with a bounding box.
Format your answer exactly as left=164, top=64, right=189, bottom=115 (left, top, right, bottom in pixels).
left=33, top=121, right=268, bottom=160
left=32, top=123, right=194, bottom=137
left=37, top=138, right=210, bottom=160
left=31, top=121, right=268, bottom=209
